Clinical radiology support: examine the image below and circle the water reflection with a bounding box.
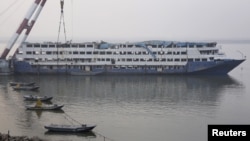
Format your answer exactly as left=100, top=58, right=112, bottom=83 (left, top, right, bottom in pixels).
left=0, top=74, right=244, bottom=141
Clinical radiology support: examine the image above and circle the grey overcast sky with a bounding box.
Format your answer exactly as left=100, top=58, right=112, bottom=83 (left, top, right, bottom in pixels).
left=0, top=0, right=250, bottom=42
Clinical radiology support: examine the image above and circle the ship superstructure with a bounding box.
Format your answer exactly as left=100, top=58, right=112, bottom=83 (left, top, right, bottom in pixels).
left=14, top=40, right=245, bottom=75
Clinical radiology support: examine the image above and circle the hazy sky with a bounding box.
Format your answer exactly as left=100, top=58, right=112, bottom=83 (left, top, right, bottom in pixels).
left=0, top=0, right=250, bottom=43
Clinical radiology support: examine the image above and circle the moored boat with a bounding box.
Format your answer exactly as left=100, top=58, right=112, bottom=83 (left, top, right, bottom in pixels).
left=9, top=82, right=35, bottom=86
left=23, top=95, right=53, bottom=101
left=13, top=86, right=39, bottom=91
left=26, top=104, right=64, bottom=110
left=44, top=124, right=96, bottom=132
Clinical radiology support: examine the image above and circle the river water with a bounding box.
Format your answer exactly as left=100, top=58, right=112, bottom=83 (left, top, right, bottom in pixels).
left=0, top=42, right=249, bottom=141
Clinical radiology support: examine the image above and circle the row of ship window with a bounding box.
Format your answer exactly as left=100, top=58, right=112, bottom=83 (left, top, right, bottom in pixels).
left=24, top=58, right=211, bottom=62
left=22, top=51, right=189, bottom=55
left=25, top=44, right=212, bottom=49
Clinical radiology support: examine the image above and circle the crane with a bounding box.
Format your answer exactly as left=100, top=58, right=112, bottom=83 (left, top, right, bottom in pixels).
left=0, top=0, right=47, bottom=60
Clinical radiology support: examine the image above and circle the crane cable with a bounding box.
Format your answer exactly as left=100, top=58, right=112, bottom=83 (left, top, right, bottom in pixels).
left=57, top=0, right=67, bottom=43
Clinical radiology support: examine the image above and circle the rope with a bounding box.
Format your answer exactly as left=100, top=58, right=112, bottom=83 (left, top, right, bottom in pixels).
left=0, top=0, right=19, bottom=17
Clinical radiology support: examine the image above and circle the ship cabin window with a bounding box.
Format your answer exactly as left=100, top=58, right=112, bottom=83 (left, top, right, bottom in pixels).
left=174, top=58, right=180, bottom=62
left=34, top=44, right=40, bottom=48
left=158, top=51, right=164, bottom=55
left=93, top=51, right=98, bottom=55
left=79, top=44, right=85, bottom=48
left=197, top=45, right=203, bottom=48
left=86, top=52, right=92, bottom=55
left=148, top=59, right=153, bottom=62
left=158, top=45, right=162, bottom=48
left=27, top=44, right=33, bottom=47
left=106, top=58, right=111, bottom=61
left=73, top=51, right=78, bottom=54
left=142, top=52, right=148, bottom=55
left=195, top=58, right=200, bottom=62
left=154, top=59, right=159, bottom=62
left=188, top=59, right=193, bottom=62
left=167, top=58, right=173, bottom=62
left=167, top=52, right=172, bottom=55
left=26, top=51, right=32, bottom=54
left=181, top=51, right=187, bottom=55
left=49, top=44, right=55, bottom=48
left=209, top=57, right=214, bottom=61
left=41, top=44, right=48, bottom=48
left=128, top=45, right=133, bottom=48
left=114, top=52, right=119, bottom=55
left=153, top=52, right=157, bottom=55
left=72, top=44, right=78, bottom=48
left=87, top=44, right=93, bottom=48
left=140, top=58, right=145, bottom=62
left=161, top=58, right=166, bottom=62
left=202, top=58, right=207, bottom=62
left=133, top=58, right=139, bottom=61
left=127, top=59, right=132, bottom=62
left=46, top=51, right=52, bottom=55
left=189, top=44, right=194, bottom=48
left=181, top=58, right=187, bottom=62
left=167, top=44, right=172, bottom=48
left=107, top=51, right=112, bottom=55
left=152, top=45, right=157, bottom=48
left=100, top=51, right=105, bottom=55
left=80, top=52, right=85, bottom=54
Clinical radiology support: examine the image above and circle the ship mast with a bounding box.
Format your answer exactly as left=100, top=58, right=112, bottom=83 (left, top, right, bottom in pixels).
left=0, top=0, right=47, bottom=60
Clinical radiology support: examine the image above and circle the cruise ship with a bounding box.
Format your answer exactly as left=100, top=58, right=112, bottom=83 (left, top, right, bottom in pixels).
left=13, top=40, right=245, bottom=75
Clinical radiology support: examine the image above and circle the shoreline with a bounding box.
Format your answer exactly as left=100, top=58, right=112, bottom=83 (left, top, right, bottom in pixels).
left=0, top=132, right=47, bottom=141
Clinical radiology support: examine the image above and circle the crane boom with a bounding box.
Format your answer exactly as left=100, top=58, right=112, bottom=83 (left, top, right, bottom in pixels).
left=0, top=0, right=47, bottom=59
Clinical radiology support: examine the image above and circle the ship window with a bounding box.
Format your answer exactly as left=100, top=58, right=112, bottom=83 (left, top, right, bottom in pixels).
left=93, top=51, right=98, bottom=55
left=128, top=45, right=133, bottom=48
left=167, top=52, right=172, bottom=55
left=167, top=58, right=173, bottom=62
left=100, top=51, right=105, bottom=55
left=140, top=58, right=145, bottom=62
left=27, top=44, right=33, bottom=47
left=72, top=44, right=78, bottom=48
left=181, top=59, right=187, bottom=62
left=153, top=52, right=157, bottom=55
left=195, top=58, right=200, bottom=61
left=127, top=59, right=132, bottom=62
left=154, top=59, right=159, bottom=62
left=188, top=59, right=193, bottom=62
left=41, top=44, right=47, bottom=48
left=80, top=52, right=85, bottom=54
left=174, top=59, right=180, bottom=61
left=49, top=44, right=55, bottom=48
left=127, top=52, right=132, bottom=55
left=86, top=52, right=92, bottom=55
left=87, top=44, right=93, bottom=48
left=73, top=51, right=78, bottom=54
left=152, top=45, right=157, bottom=48
left=181, top=51, right=187, bottom=55
left=46, top=51, right=52, bottom=55
left=148, top=59, right=153, bottom=62
left=106, top=58, right=111, bottom=61
left=161, top=58, right=166, bottom=61
left=107, top=51, right=112, bottom=55
left=34, top=44, right=40, bottom=48
left=202, top=58, right=207, bottom=62
left=26, top=51, right=32, bottom=54
left=79, top=44, right=85, bottom=48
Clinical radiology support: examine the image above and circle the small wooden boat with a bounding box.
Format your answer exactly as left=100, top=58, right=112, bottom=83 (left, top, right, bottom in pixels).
left=26, top=104, right=64, bottom=110
left=13, top=86, right=39, bottom=91
left=9, top=82, right=35, bottom=86
left=23, top=95, right=53, bottom=102
left=44, top=124, right=96, bottom=132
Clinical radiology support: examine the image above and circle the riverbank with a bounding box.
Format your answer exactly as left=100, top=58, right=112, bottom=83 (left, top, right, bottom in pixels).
left=0, top=132, right=47, bottom=141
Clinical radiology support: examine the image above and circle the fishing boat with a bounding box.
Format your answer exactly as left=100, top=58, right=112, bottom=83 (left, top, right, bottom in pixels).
left=26, top=104, right=64, bottom=110
left=13, top=86, right=39, bottom=91
left=26, top=99, right=63, bottom=110
left=44, top=124, right=96, bottom=132
left=9, top=82, right=35, bottom=86
left=23, top=95, right=53, bottom=101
